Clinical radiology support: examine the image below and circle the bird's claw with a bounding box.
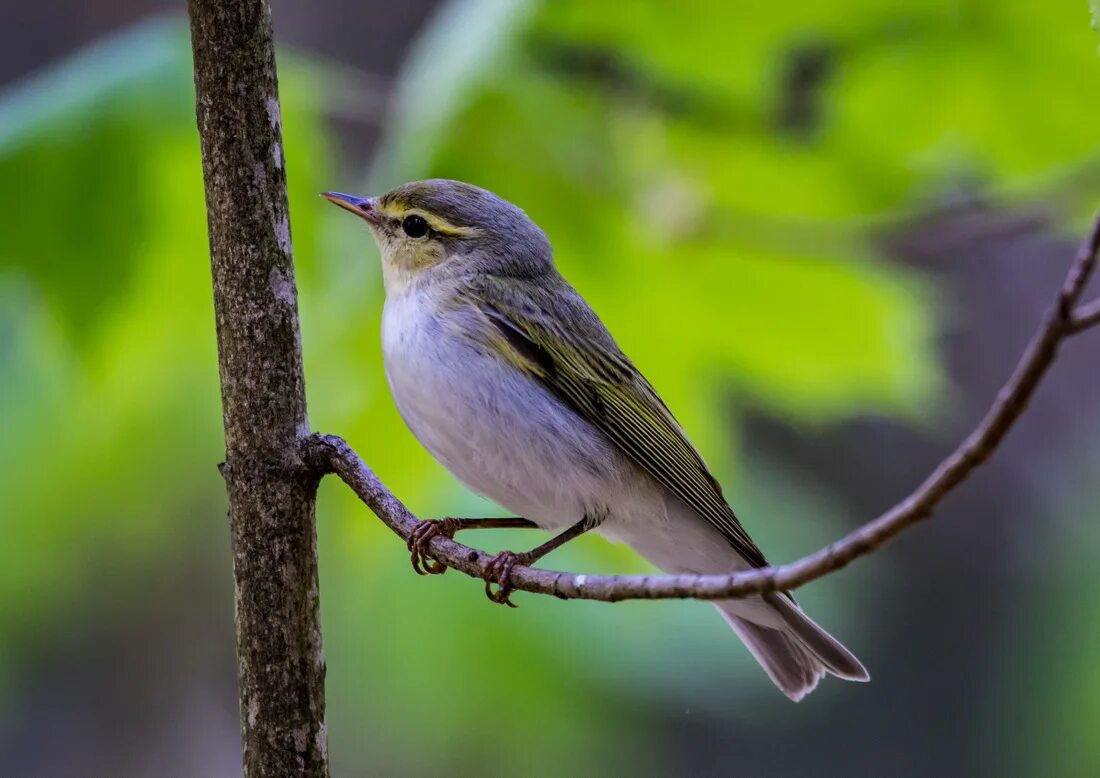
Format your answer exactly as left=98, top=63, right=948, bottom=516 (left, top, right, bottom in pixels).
left=483, top=550, right=528, bottom=607
left=408, top=519, right=456, bottom=575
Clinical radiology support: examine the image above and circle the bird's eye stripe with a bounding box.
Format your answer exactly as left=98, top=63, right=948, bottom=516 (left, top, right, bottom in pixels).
left=378, top=205, right=478, bottom=238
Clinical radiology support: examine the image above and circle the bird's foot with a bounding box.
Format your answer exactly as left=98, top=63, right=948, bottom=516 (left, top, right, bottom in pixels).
left=407, top=518, right=457, bottom=575
left=483, top=550, right=530, bottom=607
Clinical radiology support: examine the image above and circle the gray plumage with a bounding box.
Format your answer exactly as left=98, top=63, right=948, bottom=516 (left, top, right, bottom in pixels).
left=334, top=179, right=869, bottom=700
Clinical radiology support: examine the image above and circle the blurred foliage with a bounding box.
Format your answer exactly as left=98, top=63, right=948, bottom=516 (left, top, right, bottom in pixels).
left=1005, top=454, right=1100, bottom=777
left=0, top=17, right=330, bottom=705
left=1, top=0, right=1099, bottom=774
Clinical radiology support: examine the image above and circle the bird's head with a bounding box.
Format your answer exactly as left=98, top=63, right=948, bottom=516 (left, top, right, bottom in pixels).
left=323, top=179, right=553, bottom=291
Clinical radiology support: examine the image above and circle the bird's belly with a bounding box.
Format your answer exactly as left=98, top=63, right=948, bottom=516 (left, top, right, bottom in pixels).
left=381, top=292, right=780, bottom=626
left=382, top=304, right=626, bottom=530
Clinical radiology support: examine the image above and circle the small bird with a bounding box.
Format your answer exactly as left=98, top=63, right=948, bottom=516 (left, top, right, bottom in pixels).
left=324, top=180, right=868, bottom=700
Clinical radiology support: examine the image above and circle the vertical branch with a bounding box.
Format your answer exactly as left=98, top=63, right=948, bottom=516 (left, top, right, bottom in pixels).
left=188, top=0, right=327, bottom=775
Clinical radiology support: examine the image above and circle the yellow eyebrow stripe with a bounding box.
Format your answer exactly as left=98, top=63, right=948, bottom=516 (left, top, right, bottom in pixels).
left=430, top=221, right=479, bottom=238
left=377, top=204, right=480, bottom=238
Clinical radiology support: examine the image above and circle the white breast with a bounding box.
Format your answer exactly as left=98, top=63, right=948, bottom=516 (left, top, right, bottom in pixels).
left=378, top=285, right=785, bottom=625
left=380, top=285, right=786, bottom=628
left=381, top=287, right=632, bottom=531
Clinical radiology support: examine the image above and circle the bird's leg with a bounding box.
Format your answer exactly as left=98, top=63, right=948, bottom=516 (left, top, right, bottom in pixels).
left=483, top=515, right=599, bottom=607
left=408, top=517, right=538, bottom=575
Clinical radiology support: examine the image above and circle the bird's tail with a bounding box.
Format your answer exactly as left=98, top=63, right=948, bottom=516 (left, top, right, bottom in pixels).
left=716, top=593, right=869, bottom=702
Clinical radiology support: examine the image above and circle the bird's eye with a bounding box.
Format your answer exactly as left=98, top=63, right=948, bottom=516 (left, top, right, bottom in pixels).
left=402, top=214, right=429, bottom=238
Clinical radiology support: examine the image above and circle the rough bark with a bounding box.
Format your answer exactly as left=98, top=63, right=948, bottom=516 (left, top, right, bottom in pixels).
left=188, top=0, right=327, bottom=774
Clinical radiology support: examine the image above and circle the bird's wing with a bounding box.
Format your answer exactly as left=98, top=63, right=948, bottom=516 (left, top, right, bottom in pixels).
left=466, top=275, right=769, bottom=568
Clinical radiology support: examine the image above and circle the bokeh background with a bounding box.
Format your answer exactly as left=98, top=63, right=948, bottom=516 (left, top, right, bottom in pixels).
left=2, top=1, right=1100, bottom=775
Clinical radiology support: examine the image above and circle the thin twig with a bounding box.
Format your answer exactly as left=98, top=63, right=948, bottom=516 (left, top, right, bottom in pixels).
left=303, top=213, right=1100, bottom=603
left=1069, top=297, right=1100, bottom=333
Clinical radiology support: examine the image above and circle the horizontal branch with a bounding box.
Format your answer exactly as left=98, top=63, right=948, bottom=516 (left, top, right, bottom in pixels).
left=303, top=212, right=1100, bottom=603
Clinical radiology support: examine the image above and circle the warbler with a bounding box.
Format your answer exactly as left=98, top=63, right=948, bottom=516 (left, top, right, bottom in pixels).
left=324, top=180, right=868, bottom=700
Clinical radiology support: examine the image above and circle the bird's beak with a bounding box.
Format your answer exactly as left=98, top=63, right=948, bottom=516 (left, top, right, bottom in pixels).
left=322, top=191, right=380, bottom=224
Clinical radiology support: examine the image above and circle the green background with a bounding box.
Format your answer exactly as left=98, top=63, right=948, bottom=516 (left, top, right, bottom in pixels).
left=1, top=1, right=1099, bottom=774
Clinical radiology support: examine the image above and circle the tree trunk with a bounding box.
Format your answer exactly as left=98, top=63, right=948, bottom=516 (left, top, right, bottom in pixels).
left=187, top=0, right=328, bottom=774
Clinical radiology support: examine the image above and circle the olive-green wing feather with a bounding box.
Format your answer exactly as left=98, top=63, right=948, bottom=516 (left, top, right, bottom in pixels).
left=467, top=274, right=769, bottom=569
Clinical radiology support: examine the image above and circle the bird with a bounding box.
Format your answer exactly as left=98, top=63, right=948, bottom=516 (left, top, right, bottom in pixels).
left=323, top=179, right=869, bottom=700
